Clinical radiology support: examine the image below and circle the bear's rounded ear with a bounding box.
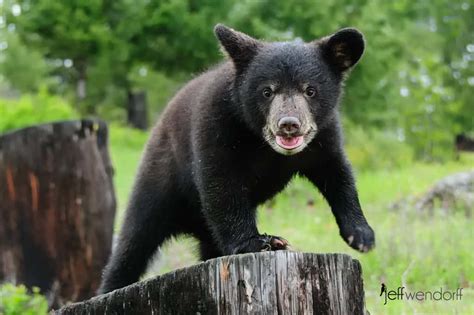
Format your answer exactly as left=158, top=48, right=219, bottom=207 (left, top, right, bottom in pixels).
left=214, top=24, right=262, bottom=70
left=320, top=28, right=365, bottom=72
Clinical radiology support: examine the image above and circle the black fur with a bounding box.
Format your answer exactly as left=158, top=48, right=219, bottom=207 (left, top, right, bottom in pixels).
left=99, top=25, right=375, bottom=293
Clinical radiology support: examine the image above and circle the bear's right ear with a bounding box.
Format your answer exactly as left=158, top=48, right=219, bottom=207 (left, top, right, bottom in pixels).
left=319, top=28, right=365, bottom=73
left=214, top=24, right=262, bottom=69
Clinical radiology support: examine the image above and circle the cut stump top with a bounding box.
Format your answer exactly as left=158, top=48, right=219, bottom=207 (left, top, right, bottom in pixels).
left=55, top=251, right=365, bottom=315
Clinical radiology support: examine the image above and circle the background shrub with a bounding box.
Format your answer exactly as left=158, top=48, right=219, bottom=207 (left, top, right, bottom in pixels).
left=0, top=284, right=48, bottom=315
left=0, top=87, right=77, bottom=133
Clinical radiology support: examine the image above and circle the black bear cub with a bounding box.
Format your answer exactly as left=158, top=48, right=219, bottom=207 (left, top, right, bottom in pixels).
left=99, top=24, right=375, bottom=293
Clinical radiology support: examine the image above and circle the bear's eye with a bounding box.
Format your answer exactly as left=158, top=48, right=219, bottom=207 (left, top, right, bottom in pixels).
left=304, top=87, right=316, bottom=98
left=262, top=87, right=273, bottom=99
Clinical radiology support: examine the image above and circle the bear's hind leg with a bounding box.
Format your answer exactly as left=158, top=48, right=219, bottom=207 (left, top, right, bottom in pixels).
left=98, top=177, right=179, bottom=294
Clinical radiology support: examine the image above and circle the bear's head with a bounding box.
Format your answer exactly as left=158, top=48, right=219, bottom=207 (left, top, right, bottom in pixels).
left=215, top=24, right=364, bottom=155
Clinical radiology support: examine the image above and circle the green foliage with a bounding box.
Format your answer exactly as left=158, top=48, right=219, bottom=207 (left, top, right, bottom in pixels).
left=0, top=88, right=77, bottom=133
left=108, top=125, right=148, bottom=228
left=0, top=284, right=48, bottom=315
left=344, top=124, right=414, bottom=171
left=1, top=0, right=472, bottom=158
left=10, top=1, right=109, bottom=61
left=0, top=31, right=50, bottom=92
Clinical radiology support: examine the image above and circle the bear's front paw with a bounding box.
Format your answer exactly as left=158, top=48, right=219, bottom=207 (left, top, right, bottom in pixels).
left=340, top=223, right=375, bottom=253
left=231, top=234, right=290, bottom=254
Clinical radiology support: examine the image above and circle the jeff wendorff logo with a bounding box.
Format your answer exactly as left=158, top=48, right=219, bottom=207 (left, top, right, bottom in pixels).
left=379, top=283, right=464, bottom=305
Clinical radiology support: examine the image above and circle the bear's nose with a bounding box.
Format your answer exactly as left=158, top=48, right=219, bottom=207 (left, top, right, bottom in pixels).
left=278, top=117, right=301, bottom=136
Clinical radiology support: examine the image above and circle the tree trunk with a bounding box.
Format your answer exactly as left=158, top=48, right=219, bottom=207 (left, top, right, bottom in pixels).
left=55, top=252, right=366, bottom=315
left=0, top=120, right=116, bottom=308
left=127, top=90, right=148, bottom=130
left=76, top=63, right=87, bottom=102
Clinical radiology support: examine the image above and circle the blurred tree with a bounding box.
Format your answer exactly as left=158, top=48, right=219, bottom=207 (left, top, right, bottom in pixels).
left=0, top=31, right=49, bottom=93
left=7, top=0, right=154, bottom=127
left=5, top=0, right=231, bottom=127
left=134, top=0, right=232, bottom=73
left=7, top=0, right=112, bottom=107
left=1, top=0, right=472, bottom=154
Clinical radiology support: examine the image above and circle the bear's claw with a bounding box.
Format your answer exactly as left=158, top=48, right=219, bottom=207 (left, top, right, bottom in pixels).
left=232, top=233, right=290, bottom=254
left=341, top=223, right=375, bottom=253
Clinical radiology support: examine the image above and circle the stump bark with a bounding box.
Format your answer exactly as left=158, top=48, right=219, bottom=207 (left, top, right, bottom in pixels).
left=0, top=120, right=116, bottom=307
left=56, top=252, right=366, bottom=315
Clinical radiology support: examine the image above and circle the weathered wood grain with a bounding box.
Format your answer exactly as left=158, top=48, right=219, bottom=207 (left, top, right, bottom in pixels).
left=55, top=252, right=366, bottom=315
left=0, top=120, right=116, bottom=308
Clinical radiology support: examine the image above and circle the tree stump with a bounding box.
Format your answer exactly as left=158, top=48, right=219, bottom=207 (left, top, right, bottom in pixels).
left=127, top=91, right=148, bottom=130
left=55, top=252, right=366, bottom=315
left=0, top=120, right=116, bottom=307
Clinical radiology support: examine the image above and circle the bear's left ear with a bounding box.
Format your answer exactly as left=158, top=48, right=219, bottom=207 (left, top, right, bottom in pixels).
left=214, top=24, right=262, bottom=70
left=319, top=28, right=365, bottom=72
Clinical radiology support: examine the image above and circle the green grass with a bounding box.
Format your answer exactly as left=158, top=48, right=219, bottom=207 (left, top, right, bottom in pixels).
left=109, top=125, right=474, bottom=314
left=109, top=125, right=149, bottom=229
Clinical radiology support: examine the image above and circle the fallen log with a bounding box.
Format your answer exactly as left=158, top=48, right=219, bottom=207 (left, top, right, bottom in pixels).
left=416, top=171, right=474, bottom=214
left=55, top=251, right=366, bottom=315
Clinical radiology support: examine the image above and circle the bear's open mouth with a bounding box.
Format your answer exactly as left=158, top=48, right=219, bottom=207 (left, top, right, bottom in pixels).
left=275, top=135, right=304, bottom=150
